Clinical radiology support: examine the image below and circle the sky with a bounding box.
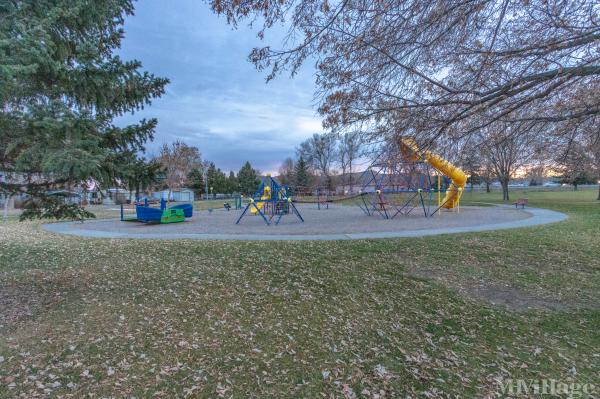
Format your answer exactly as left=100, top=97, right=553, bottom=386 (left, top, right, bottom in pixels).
left=116, top=0, right=321, bottom=174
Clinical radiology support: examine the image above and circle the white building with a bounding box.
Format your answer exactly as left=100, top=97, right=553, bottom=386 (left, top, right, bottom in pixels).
left=151, top=189, right=194, bottom=202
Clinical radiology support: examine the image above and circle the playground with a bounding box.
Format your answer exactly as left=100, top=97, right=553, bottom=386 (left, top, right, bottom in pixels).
left=44, top=137, right=566, bottom=240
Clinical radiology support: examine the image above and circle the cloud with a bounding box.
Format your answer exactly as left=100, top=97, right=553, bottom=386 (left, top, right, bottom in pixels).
left=115, top=0, right=321, bottom=172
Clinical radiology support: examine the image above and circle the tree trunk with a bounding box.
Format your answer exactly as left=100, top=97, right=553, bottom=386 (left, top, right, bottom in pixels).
left=597, top=184, right=600, bottom=200
left=573, top=183, right=578, bottom=191
left=485, top=181, right=490, bottom=193
left=3, top=194, right=11, bottom=222
left=348, top=160, right=353, bottom=193
left=326, top=175, right=333, bottom=191
left=500, top=179, right=510, bottom=201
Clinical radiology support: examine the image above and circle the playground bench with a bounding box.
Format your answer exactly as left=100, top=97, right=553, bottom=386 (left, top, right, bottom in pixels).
left=514, top=198, right=528, bottom=209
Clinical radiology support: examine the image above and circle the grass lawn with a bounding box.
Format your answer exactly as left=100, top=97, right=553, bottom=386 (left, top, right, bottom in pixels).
left=0, top=190, right=599, bottom=397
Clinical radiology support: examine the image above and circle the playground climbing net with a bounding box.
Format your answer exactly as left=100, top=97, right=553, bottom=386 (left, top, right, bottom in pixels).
left=357, top=137, right=466, bottom=219
left=286, top=135, right=467, bottom=220
left=236, top=176, right=304, bottom=226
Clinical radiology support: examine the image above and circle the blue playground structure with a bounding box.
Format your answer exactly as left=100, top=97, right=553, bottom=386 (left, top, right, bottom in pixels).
left=236, top=176, right=304, bottom=225
left=121, top=198, right=193, bottom=224
left=169, top=203, right=194, bottom=218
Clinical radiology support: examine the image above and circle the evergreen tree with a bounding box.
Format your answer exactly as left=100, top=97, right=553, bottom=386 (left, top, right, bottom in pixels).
left=186, top=168, right=204, bottom=197
left=237, top=161, right=259, bottom=195
left=294, top=156, right=310, bottom=191
left=206, top=163, right=218, bottom=197
left=206, top=162, right=228, bottom=195
left=0, top=1, right=168, bottom=220
left=125, top=158, right=161, bottom=200
left=214, top=168, right=228, bottom=194
left=227, top=171, right=238, bottom=194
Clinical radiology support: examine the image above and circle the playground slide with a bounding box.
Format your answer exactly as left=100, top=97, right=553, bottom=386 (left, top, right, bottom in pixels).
left=400, top=138, right=467, bottom=209
left=250, top=186, right=271, bottom=214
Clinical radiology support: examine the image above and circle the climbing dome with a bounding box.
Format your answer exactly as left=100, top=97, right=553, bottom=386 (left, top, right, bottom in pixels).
left=357, top=137, right=463, bottom=219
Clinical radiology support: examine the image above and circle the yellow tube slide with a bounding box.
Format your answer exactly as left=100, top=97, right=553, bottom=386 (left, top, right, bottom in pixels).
left=251, top=186, right=271, bottom=214
left=400, top=138, right=467, bottom=209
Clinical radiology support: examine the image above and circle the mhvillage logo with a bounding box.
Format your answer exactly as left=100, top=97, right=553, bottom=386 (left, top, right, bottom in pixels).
left=498, top=379, right=597, bottom=397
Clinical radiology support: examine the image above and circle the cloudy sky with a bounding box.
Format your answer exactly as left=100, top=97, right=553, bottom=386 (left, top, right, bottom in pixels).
left=116, top=0, right=321, bottom=173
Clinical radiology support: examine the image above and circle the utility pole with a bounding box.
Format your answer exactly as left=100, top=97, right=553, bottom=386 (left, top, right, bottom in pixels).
left=204, top=171, right=209, bottom=200
left=202, top=161, right=209, bottom=200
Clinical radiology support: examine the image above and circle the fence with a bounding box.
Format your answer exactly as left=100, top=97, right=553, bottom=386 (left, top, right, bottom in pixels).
left=465, top=184, right=598, bottom=193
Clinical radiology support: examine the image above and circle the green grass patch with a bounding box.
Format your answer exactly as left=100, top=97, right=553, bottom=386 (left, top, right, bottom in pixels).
left=0, top=190, right=599, bottom=397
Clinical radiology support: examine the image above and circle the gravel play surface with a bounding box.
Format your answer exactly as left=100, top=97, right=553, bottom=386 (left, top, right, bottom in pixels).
left=67, top=204, right=532, bottom=236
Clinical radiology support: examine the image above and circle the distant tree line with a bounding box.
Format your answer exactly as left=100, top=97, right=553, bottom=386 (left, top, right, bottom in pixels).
left=277, top=131, right=364, bottom=194
left=456, top=123, right=600, bottom=200
left=119, top=139, right=262, bottom=199
left=189, top=161, right=260, bottom=197
left=280, top=125, right=600, bottom=201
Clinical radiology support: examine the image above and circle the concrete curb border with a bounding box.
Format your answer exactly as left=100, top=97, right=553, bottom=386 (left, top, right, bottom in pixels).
left=42, top=205, right=568, bottom=241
